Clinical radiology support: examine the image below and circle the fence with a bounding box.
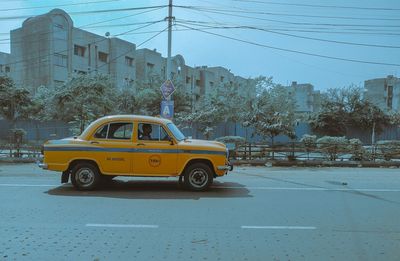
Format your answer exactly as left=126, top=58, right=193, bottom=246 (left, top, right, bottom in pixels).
left=0, top=143, right=42, bottom=159
left=231, top=142, right=399, bottom=162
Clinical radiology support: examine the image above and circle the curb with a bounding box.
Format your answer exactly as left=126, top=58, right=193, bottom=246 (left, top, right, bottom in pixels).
left=231, top=159, right=400, bottom=168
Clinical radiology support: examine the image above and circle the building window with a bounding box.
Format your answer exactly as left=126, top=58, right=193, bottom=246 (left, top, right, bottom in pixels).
left=54, top=53, right=67, bottom=67
left=186, top=77, right=191, bottom=84
left=98, top=52, right=108, bottom=63
left=387, top=85, right=393, bottom=109
left=5, top=66, right=10, bottom=73
left=220, top=76, right=224, bottom=82
left=54, top=80, right=65, bottom=86
left=146, top=62, right=154, bottom=70
left=196, top=80, right=201, bottom=86
left=210, top=81, right=214, bottom=87
left=125, top=56, right=134, bottom=67
left=74, top=45, right=85, bottom=57
left=74, top=69, right=87, bottom=75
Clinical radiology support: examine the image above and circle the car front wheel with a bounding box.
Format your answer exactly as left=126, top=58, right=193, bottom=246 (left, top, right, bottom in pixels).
left=184, top=163, right=213, bottom=191
left=71, top=163, right=101, bottom=191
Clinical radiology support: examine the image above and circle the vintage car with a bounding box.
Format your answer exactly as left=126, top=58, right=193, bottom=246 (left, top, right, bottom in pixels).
left=39, top=115, right=232, bottom=191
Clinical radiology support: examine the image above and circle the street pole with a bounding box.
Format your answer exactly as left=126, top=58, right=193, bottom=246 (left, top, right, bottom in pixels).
left=166, top=0, right=173, bottom=85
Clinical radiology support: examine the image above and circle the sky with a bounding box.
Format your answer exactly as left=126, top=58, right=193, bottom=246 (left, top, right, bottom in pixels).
left=0, top=0, right=399, bottom=91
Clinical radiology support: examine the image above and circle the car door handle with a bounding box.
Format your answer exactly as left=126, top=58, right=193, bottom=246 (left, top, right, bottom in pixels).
left=137, top=143, right=145, bottom=146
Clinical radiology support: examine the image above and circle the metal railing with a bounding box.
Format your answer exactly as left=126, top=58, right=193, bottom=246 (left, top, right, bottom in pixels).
left=231, top=142, right=398, bottom=162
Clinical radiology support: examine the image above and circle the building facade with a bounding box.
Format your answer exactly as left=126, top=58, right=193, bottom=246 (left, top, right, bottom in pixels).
left=0, top=52, right=11, bottom=77
left=364, top=75, right=400, bottom=112
left=288, top=81, right=321, bottom=113
left=2, top=8, right=255, bottom=108
left=10, top=9, right=136, bottom=92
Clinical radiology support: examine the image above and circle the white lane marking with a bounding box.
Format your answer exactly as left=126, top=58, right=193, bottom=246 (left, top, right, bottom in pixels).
left=86, top=223, right=158, bottom=228
left=241, top=226, right=316, bottom=230
left=0, top=183, right=56, bottom=187
left=212, top=186, right=400, bottom=192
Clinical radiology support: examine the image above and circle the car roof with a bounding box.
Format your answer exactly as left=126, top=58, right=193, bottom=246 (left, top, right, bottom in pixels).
left=79, top=115, right=172, bottom=140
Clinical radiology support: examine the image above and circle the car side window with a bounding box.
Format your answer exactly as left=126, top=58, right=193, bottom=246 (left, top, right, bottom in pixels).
left=94, top=124, right=108, bottom=139
left=93, top=122, right=133, bottom=140
left=138, top=123, right=170, bottom=141
left=108, top=122, right=133, bottom=140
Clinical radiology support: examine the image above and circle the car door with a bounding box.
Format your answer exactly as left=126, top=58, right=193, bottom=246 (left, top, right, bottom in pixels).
left=132, top=122, right=178, bottom=176
left=90, top=121, right=134, bottom=175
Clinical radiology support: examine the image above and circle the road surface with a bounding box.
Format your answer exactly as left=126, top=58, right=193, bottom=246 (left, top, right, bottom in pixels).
left=0, top=163, right=399, bottom=260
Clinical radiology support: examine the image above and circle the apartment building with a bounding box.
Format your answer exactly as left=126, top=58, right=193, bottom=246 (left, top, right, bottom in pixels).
left=10, top=9, right=136, bottom=92
left=288, top=81, right=321, bottom=113
left=0, top=52, right=11, bottom=77
left=364, top=75, right=400, bottom=112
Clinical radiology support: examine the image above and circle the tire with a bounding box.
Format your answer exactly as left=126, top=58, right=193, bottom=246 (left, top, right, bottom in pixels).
left=71, top=162, right=101, bottom=191
left=183, top=162, right=213, bottom=191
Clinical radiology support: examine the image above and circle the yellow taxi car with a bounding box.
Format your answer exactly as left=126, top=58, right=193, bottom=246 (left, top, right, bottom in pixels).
left=39, top=115, right=232, bottom=191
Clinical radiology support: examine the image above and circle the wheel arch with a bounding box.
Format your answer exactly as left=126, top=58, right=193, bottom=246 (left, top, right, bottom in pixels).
left=180, top=158, right=216, bottom=177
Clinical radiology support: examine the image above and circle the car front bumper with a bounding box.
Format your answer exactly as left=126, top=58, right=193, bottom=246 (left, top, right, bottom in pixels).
left=217, top=162, right=233, bottom=171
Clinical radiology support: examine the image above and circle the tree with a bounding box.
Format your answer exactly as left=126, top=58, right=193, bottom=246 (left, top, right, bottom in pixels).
left=243, top=83, right=296, bottom=145
left=0, top=76, right=32, bottom=128
left=134, top=74, right=191, bottom=116
left=50, top=74, right=118, bottom=134
left=310, top=85, right=390, bottom=141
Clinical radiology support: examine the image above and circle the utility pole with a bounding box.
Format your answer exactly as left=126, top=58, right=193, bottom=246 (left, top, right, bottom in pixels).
left=160, top=0, right=175, bottom=119
left=166, top=0, right=173, bottom=86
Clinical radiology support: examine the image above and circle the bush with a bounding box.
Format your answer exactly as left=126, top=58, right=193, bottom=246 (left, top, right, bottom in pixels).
left=215, top=136, right=246, bottom=145
left=348, top=138, right=369, bottom=161
left=376, top=140, right=400, bottom=161
left=317, top=136, right=348, bottom=161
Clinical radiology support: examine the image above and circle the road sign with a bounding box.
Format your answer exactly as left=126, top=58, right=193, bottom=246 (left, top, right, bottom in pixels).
left=161, top=100, right=174, bottom=119
left=160, top=80, right=175, bottom=100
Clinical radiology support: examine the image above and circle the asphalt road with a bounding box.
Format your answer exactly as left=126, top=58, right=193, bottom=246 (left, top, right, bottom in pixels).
left=0, top=164, right=399, bottom=261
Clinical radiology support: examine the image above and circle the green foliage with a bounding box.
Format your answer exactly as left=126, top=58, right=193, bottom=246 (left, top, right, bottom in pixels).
left=310, top=85, right=389, bottom=138
left=243, top=82, right=296, bottom=143
left=348, top=138, right=369, bottom=161
left=316, top=136, right=349, bottom=161
left=50, top=74, right=118, bottom=134
left=215, top=136, right=246, bottom=145
left=300, top=134, right=317, bottom=150
left=0, top=76, right=33, bottom=125
left=376, top=140, right=400, bottom=161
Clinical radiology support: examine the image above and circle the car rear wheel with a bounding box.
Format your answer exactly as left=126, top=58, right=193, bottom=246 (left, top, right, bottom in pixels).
left=71, top=163, right=101, bottom=190
left=184, top=163, right=213, bottom=191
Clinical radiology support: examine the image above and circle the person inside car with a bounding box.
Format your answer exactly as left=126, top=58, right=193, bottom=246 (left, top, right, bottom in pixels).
left=139, top=124, right=152, bottom=140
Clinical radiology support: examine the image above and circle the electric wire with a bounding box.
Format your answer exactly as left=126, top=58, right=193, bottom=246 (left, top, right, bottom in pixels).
left=175, top=23, right=400, bottom=67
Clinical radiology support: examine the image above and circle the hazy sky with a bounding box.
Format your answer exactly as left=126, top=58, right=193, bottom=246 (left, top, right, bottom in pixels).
left=0, top=0, right=399, bottom=91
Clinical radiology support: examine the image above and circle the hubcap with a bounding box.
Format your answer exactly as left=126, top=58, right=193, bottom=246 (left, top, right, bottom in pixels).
left=188, top=168, right=208, bottom=188
left=76, top=168, right=94, bottom=187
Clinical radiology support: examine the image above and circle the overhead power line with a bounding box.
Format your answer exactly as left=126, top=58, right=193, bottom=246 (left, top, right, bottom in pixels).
left=6, top=21, right=163, bottom=71
left=175, top=6, right=400, bottom=28
left=231, top=0, right=400, bottom=11
left=177, top=20, right=400, bottom=49
left=175, top=23, right=400, bottom=67
left=179, top=5, right=400, bottom=21
left=97, top=27, right=168, bottom=70
left=0, top=5, right=167, bottom=20
left=0, top=7, right=165, bottom=46
left=0, top=0, right=120, bottom=12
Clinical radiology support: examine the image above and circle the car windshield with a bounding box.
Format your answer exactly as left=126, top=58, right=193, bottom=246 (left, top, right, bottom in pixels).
left=166, top=123, right=185, bottom=141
